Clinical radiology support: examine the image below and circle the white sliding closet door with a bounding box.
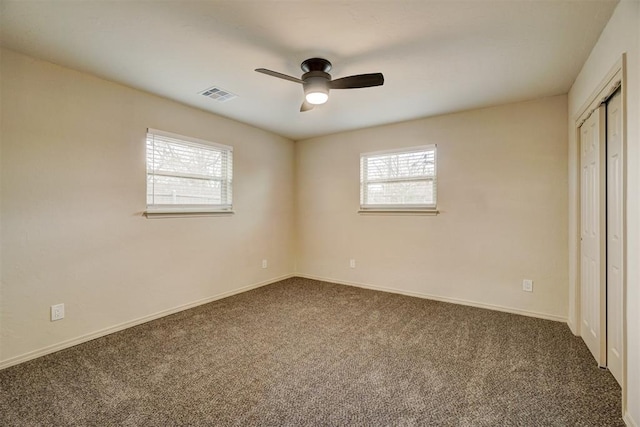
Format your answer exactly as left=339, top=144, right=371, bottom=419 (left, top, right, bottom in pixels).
left=580, top=105, right=606, bottom=367
left=606, top=90, right=623, bottom=385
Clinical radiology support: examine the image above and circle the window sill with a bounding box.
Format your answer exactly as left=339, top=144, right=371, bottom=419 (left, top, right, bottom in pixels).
left=358, top=209, right=439, bottom=216
left=144, top=209, right=235, bottom=219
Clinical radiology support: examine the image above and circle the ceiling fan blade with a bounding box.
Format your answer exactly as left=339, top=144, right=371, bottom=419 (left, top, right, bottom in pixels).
left=255, top=68, right=303, bottom=84
left=329, top=73, right=384, bottom=90
left=300, top=100, right=315, bottom=112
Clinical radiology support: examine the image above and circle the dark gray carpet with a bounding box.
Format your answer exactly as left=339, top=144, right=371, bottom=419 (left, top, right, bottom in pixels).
left=0, top=277, right=624, bottom=426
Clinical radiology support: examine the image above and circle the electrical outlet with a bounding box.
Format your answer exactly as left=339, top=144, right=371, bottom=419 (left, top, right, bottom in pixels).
left=522, top=279, right=533, bottom=292
left=349, top=259, right=356, bottom=268
left=262, top=259, right=268, bottom=269
left=51, top=303, right=65, bottom=321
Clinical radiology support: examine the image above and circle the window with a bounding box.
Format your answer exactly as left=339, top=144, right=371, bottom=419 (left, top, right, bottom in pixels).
left=146, top=128, right=233, bottom=214
left=360, top=145, right=437, bottom=211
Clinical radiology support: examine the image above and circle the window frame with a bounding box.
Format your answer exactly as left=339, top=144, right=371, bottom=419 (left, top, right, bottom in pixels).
left=359, top=144, right=438, bottom=214
left=145, top=128, right=234, bottom=217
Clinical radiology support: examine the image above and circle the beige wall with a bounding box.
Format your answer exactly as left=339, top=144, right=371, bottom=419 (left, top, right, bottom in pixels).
left=296, top=96, right=568, bottom=321
left=0, top=49, right=296, bottom=365
left=568, top=1, right=640, bottom=424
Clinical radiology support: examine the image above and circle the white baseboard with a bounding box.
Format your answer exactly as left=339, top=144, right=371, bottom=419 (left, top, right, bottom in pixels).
left=624, top=411, right=638, bottom=427
left=296, top=273, right=567, bottom=323
left=0, top=274, right=294, bottom=370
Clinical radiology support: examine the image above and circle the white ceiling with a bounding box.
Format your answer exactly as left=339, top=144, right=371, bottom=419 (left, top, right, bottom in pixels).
left=0, top=0, right=617, bottom=140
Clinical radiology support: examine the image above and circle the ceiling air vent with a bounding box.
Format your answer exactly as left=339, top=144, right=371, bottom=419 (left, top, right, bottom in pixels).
left=199, top=86, right=237, bottom=102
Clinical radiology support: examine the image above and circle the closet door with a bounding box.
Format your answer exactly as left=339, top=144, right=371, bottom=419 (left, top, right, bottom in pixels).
left=580, top=105, right=606, bottom=367
left=606, top=90, right=623, bottom=385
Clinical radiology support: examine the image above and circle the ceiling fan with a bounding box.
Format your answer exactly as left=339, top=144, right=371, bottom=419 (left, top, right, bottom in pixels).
left=255, top=58, right=384, bottom=112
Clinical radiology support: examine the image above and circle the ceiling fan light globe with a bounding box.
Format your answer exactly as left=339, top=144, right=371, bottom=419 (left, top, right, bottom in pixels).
left=306, top=91, right=329, bottom=105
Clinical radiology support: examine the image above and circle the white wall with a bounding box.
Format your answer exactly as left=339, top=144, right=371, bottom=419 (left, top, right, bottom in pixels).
left=0, top=49, right=296, bottom=366
left=567, top=1, right=640, bottom=425
left=296, top=96, right=568, bottom=321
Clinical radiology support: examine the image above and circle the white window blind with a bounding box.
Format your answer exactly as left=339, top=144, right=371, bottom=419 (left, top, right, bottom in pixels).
left=146, top=129, right=233, bottom=213
left=360, top=145, right=437, bottom=210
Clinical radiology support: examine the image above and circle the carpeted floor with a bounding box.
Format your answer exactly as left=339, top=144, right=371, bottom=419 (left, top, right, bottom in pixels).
left=0, top=277, right=624, bottom=426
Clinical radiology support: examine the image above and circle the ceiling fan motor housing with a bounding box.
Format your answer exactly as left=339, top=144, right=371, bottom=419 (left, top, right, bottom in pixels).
left=301, top=58, right=332, bottom=92
left=302, top=71, right=331, bottom=90
left=301, top=58, right=332, bottom=73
